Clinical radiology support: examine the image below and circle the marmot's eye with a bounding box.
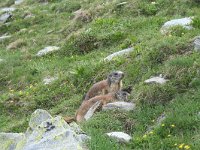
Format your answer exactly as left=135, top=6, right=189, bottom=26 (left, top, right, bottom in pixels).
left=122, top=93, right=127, bottom=96
left=114, top=73, right=118, bottom=76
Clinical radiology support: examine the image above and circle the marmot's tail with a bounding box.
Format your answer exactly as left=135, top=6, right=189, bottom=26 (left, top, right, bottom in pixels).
left=63, top=116, right=76, bottom=123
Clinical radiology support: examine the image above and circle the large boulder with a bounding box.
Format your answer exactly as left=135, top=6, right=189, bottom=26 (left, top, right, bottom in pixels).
left=0, top=109, right=89, bottom=150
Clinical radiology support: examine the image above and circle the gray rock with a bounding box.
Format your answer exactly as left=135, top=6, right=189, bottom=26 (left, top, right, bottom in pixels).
left=104, top=47, right=134, bottom=61
left=0, top=7, right=16, bottom=13
left=23, top=116, right=87, bottom=150
left=102, top=102, right=135, bottom=111
left=0, top=35, right=11, bottom=41
left=29, top=109, right=52, bottom=130
left=106, top=132, right=132, bottom=143
left=36, top=46, right=60, bottom=57
left=146, top=113, right=166, bottom=133
left=15, top=0, right=24, bottom=5
left=0, top=13, right=12, bottom=23
left=0, top=109, right=89, bottom=150
left=161, top=17, right=193, bottom=34
left=0, top=133, right=25, bottom=150
left=117, top=2, right=128, bottom=6
left=84, top=101, right=101, bottom=120
left=43, top=76, right=58, bottom=85
left=194, top=36, right=200, bottom=51
left=145, top=74, right=169, bottom=84
left=69, top=122, right=85, bottom=134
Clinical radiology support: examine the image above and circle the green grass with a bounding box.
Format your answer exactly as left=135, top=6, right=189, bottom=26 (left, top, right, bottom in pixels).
left=0, top=0, right=200, bottom=149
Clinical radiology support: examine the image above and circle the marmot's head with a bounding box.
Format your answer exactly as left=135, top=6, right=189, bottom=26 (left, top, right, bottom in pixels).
left=115, top=90, right=130, bottom=101
left=115, top=86, right=132, bottom=101
left=107, top=71, right=124, bottom=85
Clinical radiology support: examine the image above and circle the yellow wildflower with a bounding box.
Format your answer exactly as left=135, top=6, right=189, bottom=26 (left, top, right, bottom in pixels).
left=179, top=143, right=184, bottom=149
left=149, top=131, right=154, bottom=134
left=143, top=134, right=147, bottom=138
left=19, top=91, right=23, bottom=95
left=161, top=124, right=165, bottom=127
left=152, top=119, right=155, bottom=122
left=10, top=89, right=14, bottom=92
left=167, top=134, right=171, bottom=137
left=174, top=143, right=177, bottom=146
left=171, top=124, right=175, bottom=127
left=184, top=145, right=190, bottom=149
left=30, top=84, right=33, bottom=88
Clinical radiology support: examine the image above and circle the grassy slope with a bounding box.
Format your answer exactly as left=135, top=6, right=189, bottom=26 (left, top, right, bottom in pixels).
left=0, top=0, right=200, bottom=149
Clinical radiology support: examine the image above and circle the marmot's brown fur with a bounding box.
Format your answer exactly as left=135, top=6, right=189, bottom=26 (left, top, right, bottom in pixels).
left=83, top=71, right=124, bottom=101
left=63, top=90, right=129, bottom=123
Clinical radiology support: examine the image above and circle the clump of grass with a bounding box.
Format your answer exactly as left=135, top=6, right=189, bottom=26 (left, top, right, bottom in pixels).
left=136, top=84, right=176, bottom=105
left=139, top=2, right=158, bottom=16
left=192, top=17, right=200, bottom=28
left=170, top=26, right=188, bottom=37
left=50, top=1, right=81, bottom=13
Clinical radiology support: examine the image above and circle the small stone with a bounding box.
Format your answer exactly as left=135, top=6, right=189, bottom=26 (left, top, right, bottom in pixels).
left=104, top=47, right=134, bottom=61
left=160, top=17, right=193, bottom=34
left=117, top=2, right=128, bottom=6
left=84, top=101, right=101, bottom=120
left=0, top=35, right=11, bottom=41
left=106, top=132, right=132, bottom=143
left=0, top=7, right=16, bottom=13
left=146, top=113, right=166, bottom=133
left=0, top=13, right=12, bottom=23
left=194, top=36, right=200, bottom=51
left=29, top=109, right=52, bottom=130
left=36, top=46, right=60, bottom=56
left=145, top=75, right=169, bottom=84
left=103, top=102, right=135, bottom=111
left=43, top=76, right=58, bottom=85
left=15, top=0, right=24, bottom=5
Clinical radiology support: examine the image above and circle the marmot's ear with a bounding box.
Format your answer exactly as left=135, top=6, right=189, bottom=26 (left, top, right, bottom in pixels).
left=122, top=86, right=132, bottom=94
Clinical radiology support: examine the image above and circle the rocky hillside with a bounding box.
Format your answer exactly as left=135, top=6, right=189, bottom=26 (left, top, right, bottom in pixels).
left=0, top=0, right=200, bottom=149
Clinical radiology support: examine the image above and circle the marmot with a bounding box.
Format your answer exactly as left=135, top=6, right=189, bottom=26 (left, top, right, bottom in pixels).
left=76, top=89, right=130, bottom=122
left=83, top=71, right=124, bottom=101
left=63, top=87, right=132, bottom=123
